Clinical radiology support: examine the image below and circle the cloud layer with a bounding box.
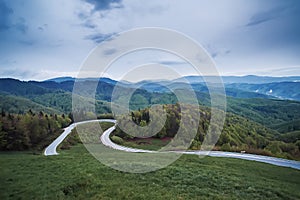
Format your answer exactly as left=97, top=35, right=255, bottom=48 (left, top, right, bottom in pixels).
left=0, top=0, right=299, bottom=80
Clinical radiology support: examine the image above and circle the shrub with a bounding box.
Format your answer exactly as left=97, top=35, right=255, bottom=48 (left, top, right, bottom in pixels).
left=220, top=143, right=231, bottom=151
left=265, top=142, right=282, bottom=154
left=111, top=136, right=124, bottom=145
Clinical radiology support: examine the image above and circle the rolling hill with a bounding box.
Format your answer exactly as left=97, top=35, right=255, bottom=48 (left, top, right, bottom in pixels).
left=0, top=77, right=299, bottom=160
left=227, top=82, right=300, bottom=101
left=0, top=94, right=60, bottom=114
left=1, top=78, right=300, bottom=131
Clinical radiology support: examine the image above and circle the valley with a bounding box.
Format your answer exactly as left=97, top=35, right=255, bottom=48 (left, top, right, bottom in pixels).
left=0, top=76, right=300, bottom=199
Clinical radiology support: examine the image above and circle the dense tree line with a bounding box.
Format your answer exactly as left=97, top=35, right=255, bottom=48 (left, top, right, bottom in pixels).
left=0, top=110, right=71, bottom=151
left=113, top=104, right=300, bottom=160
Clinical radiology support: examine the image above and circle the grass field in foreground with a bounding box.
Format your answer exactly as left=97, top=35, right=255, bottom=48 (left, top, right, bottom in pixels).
left=0, top=145, right=300, bottom=200
left=122, top=137, right=172, bottom=150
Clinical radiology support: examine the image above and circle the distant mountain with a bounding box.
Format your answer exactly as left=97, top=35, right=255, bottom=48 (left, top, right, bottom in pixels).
left=29, top=80, right=74, bottom=92
left=0, top=78, right=114, bottom=114
left=0, top=78, right=52, bottom=96
left=0, top=94, right=60, bottom=114
left=48, top=75, right=300, bottom=85
left=174, top=75, right=300, bottom=84
left=227, top=82, right=300, bottom=101
left=46, top=77, right=118, bottom=85
left=1, top=77, right=299, bottom=108
left=2, top=77, right=299, bottom=102
left=132, top=76, right=300, bottom=101
left=135, top=81, right=272, bottom=99
left=1, top=77, right=300, bottom=131
left=46, top=76, right=75, bottom=82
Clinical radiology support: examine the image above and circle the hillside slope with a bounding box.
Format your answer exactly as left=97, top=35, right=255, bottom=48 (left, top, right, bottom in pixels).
left=0, top=94, right=60, bottom=114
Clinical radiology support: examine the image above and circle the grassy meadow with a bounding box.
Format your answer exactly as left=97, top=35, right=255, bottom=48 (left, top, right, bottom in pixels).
left=0, top=144, right=300, bottom=200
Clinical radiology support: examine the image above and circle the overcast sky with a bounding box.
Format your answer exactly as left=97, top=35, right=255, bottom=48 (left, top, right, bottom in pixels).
left=0, top=0, right=300, bottom=81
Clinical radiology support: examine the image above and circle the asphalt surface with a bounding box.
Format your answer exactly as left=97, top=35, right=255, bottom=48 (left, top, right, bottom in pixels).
left=45, top=119, right=300, bottom=170
left=44, top=119, right=116, bottom=156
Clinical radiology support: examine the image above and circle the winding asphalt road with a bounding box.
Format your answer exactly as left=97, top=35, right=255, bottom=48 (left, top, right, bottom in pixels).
left=45, top=119, right=300, bottom=170
left=44, top=119, right=116, bottom=156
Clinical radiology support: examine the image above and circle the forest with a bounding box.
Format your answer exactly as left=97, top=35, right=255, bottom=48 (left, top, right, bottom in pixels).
left=112, top=104, right=300, bottom=160
left=0, top=110, right=71, bottom=151
left=0, top=78, right=300, bottom=160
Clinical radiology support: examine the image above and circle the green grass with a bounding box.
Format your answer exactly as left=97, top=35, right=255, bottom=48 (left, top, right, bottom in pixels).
left=1, top=145, right=300, bottom=199
left=123, top=137, right=172, bottom=150
left=59, top=122, right=115, bottom=149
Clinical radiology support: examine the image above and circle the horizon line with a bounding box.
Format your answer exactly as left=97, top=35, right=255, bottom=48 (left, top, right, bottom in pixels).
left=1, top=74, right=300, bottom=83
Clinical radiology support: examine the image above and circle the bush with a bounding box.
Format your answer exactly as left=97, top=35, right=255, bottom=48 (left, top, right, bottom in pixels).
left=245, top=148, right=273, bottom=157
left=190, top=140, right=201, bottom=150
left=265, top=142, right=282, bottom=154
left=220, top=143, right=231, bottom=151
left=111, top=136, right=124, bottom=145
left=279, top=142, right=297, bottom=154
left=98, top=113, right=114, bottom=119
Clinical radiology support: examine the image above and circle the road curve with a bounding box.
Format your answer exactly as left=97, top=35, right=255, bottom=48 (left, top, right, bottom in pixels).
left=100, top=125, right=153, bottom=153
left=45, top=119, right=300, bottom=170
left=44, top=119, right=116, bottom=156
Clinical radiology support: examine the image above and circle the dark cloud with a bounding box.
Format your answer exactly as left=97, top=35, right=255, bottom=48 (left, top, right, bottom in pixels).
left=211, top=52, right=218, bottom=58
left=212, top=49, right=231, bottom=58
left=0, top=1, right=28, bottom=34
left=158, top=60, right=186, bottom=65
left=85, top=33, right=115, bottom=43
left=245, top=6, right=286, bottom=27
left=82, top=20, right=96, bottom=29
left=84, top=0, right=123, bottom=11
left=244, top=2, right=300, bottom=49
left=0, top=0, right=13, bottom=31
left=15, top=17, right=28, bottom=34
left=103, top=48, right=117, bottom=55
left=79, top=0, right=123, bottom=30
left=38, top=24, right=47, bottom=32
